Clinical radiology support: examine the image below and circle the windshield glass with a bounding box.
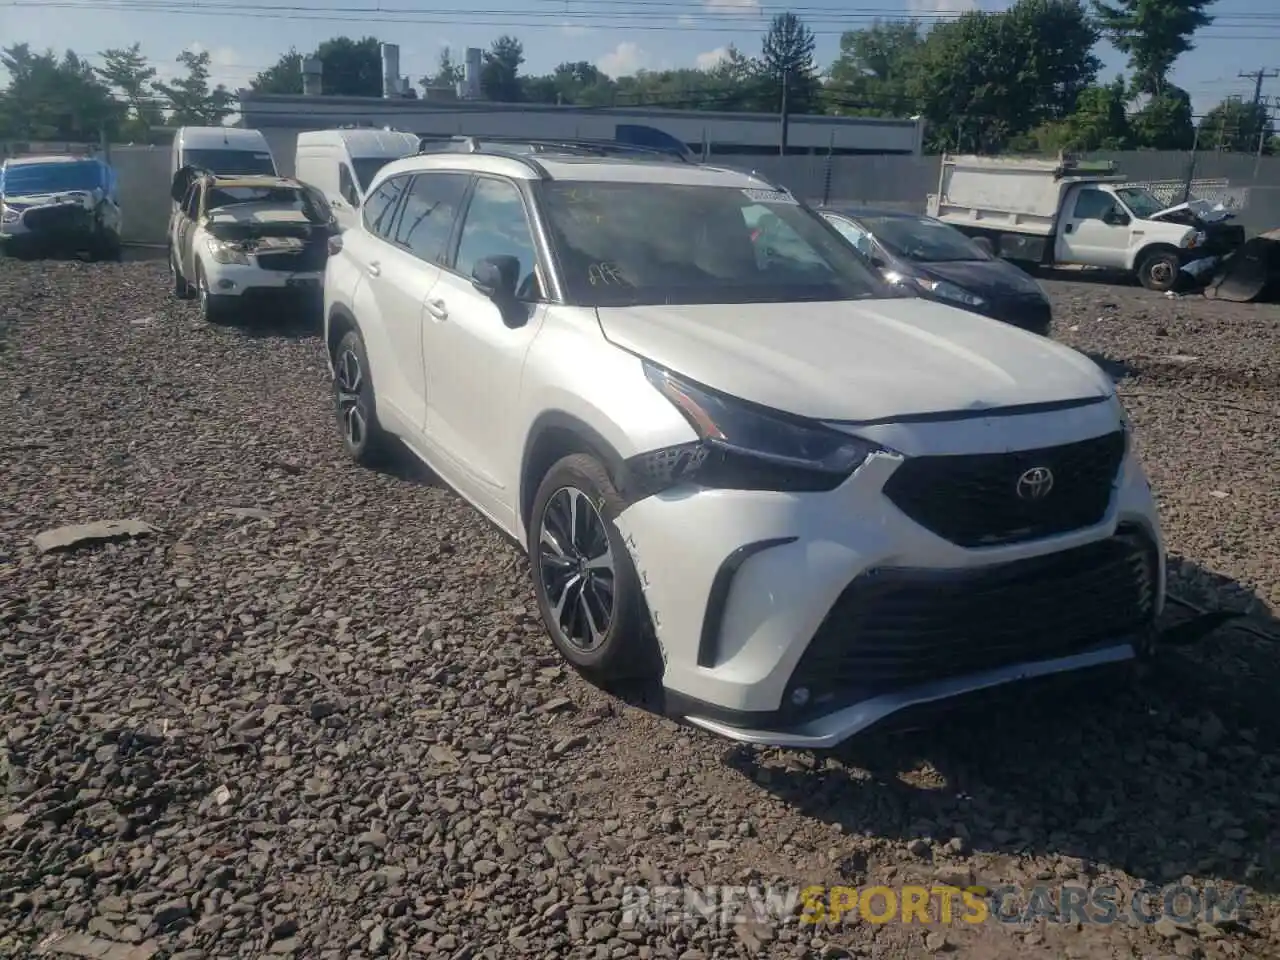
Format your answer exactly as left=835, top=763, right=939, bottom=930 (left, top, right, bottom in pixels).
left=538, top=182, right=894, bottom=306
left=183, top=148, right=276, bottom=176
left=352, top=156, right=396, bottom=192
left=1115, top=187, right=1165, bottom=218
left=861, top=215, right=990, bottom=263
left=206, top=185, right=306, bottom=211
left=2, top=160, right=103, bottom=196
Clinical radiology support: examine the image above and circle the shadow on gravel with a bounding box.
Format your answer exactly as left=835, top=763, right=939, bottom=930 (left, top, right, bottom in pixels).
left=219, top=301, right=323, bottom=340
left=718, top=561, right=1279, bottom=896
left=1082, top=351, right=1138, bottom=383
left=370, top=441, right=444, bottom=487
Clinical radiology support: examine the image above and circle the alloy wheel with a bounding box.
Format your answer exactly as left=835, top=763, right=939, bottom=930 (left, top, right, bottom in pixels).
left=334, top=347, right=367, bottom=449
left=537, top=486, right=616, bottom=652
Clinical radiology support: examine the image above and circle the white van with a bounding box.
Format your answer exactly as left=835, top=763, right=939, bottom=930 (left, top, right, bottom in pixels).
left=172, top=127, right=278, bottom=178
left=294, top=129, right=419, bottom=230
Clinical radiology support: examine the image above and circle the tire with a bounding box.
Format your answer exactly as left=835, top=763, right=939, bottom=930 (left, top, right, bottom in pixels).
left=1137, top=248, right=1180, bottom=292
left=331, top=328, right=392, bottom=466
left=196, top=263, right=233, bottom=325
left=529, top=453, right=661, bottom=683
left=91, top=230, right=122, bottom=263
left=170, top=248, right=193, bottom=299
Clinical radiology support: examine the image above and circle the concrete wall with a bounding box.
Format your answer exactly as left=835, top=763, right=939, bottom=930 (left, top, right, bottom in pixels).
left=8, top=140, right=1280, bottom=246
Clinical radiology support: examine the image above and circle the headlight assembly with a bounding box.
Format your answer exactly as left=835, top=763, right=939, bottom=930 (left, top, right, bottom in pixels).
left=629, top=362, right=882, bottom=495
left=205, top=237, right=250, bottom=265
left=915, top=276, right=985, bottom=307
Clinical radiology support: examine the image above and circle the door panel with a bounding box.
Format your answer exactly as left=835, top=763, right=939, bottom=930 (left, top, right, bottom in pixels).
left=422, top=176, right=546, bottom=525
left=1055, top=188, right=1132, bottom=268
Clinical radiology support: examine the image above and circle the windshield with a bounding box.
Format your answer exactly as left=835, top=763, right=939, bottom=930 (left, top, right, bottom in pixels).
left=352, top=156, right=396, bottom=192
left=860, top=215, right=990, bottom=263
left=538, top=182, right=894, bottom=306
left=2, top=160, right=103, bottom=196
left=182, top=148, right=276, bottom=176
left=206, top=185, right=306, bottom=211
left=1115, top=187, right=1165, bottom=218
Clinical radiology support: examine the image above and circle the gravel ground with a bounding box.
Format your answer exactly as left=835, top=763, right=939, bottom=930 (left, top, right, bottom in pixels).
left=1, top=257, right=1278, bottom=960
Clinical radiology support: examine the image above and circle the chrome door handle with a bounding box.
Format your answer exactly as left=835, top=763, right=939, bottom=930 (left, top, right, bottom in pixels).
left=367, top=261, right=381, bottom=277
left=425, top=298, right=448, bottom=321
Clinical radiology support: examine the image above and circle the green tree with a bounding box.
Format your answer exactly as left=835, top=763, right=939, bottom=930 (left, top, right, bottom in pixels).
left=523, top=61, right=615, bottom=105
left=96, top=43, right=162, bottom=138
left=1198, top=98, right=1275, bottom=154
left=827, top=20, right=922, bottom=116
left=1013, top=76, right=1131, bottom=152
left=1130, top=86, right=1195, bottom=149
left=314, top=36, right=382, bottom=96
left=481, top=35, right=525, bottom=102
left=249, top=38, right=381, bottom=96
left=908, top=0, right=1099, bottom=152
left=760, top=12, right=820, bottom=115
left=250, top=49, right=303, bottom=95
left=153, top=50, right=235, bottom=125
left=1091, top=0, right=1214, bottom=97
left=0, top=44, right=124, bottom=140
left=421, top=47, right=463, bottom=93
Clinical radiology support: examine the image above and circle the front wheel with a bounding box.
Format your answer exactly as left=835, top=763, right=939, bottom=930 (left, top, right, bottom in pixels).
left=1138, top=249, right=1181, bottom=292
left=332, top=328, right=392, bottom=466
left=529, top=453, right=661, bottom=683
left=196, top=263, right=233, bottom=325
left=170, top=248, right=193, bottom=299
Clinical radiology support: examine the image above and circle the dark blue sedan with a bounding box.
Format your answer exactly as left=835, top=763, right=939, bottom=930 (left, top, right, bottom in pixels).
left=818, top=205, right=1053, bottom=335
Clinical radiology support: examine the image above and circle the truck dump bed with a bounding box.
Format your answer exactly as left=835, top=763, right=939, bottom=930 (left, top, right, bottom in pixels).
left=927, top=154, right=1126, bottom=236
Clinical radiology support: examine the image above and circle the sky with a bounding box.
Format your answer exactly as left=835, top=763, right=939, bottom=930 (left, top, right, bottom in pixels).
left=1, top=0, right=1278, bottom=119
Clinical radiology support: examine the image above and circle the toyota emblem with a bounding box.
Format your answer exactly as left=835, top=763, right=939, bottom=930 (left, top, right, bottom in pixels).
left=1016, top=466, right=1054, bottom=501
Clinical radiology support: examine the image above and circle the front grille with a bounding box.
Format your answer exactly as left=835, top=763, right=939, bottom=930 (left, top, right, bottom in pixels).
left=22, top=204, right=91, bottom=233
left=881, top=430, right=1125, bottom=548
left=782, top=528, right=1158, bottom=720
left=256, top=240, right=326, bottom=272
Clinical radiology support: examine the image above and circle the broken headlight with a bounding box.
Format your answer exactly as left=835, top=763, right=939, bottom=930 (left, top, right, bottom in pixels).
left=630, top=361, right=881, bottom=495
left=205, top=237, right=250, bottom=265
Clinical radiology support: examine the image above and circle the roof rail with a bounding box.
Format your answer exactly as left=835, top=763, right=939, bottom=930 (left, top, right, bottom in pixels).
left=416, top=138, right=552, bottom=179
left=416, top=134, right=692, bottom=163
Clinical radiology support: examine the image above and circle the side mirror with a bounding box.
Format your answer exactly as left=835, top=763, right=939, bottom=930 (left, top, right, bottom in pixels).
left=170, top=165, right=197, bottom=204
left=1104, top=209, right=1130, bottom=227
left=471, top=254, right=520, bottom=302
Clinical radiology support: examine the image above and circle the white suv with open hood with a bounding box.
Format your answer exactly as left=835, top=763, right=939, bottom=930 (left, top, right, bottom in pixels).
left=322, top=140, right=1166, bottom=748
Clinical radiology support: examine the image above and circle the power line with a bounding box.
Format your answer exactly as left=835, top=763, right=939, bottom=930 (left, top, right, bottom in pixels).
left=5, top=0, right=1280, bottom=38
left=1237, top=67, right=1279, bottom=106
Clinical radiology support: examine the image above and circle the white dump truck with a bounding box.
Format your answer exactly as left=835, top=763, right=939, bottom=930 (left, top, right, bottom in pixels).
left=926, top=154, right=1245, bottom=292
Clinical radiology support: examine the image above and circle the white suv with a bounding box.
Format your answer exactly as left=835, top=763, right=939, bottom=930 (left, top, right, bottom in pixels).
left=323, top=142, right=1166, bottom=749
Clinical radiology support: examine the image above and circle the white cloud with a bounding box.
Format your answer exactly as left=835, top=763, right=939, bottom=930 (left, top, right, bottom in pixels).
left=677, top=15, right=697, bottom=26
left=906, top=0, right=977, bottom=13
left=560, top=23, right=593, bottom=37
left=703, top=0, right=761, bottom=12
left=695, top=47, right=730, bottom=70
left=597, top=42, right=650, bottom=77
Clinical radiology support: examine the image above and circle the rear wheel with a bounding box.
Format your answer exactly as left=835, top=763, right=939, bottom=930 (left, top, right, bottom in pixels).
left=529, top=453, right=661, bottom=683
left=1138, top=248, right=1180, bottom=292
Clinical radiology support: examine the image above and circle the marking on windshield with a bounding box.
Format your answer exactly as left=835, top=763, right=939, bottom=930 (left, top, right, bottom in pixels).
left=587, top=262, right=625, bottom=286
left=741, top=188, right=797, bottom=204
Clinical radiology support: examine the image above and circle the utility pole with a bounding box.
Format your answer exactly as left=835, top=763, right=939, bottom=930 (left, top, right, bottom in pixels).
left=779, top=70, right=790, bottom=157
left=1239, top=68, right=1279, bottom=106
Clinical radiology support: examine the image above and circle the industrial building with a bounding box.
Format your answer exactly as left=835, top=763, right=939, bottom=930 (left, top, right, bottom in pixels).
left=237, top=43, right=924, bottom=176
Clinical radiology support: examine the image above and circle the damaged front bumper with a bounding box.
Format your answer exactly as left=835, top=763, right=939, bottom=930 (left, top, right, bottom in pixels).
left=1, top=203, right=99, bottom=255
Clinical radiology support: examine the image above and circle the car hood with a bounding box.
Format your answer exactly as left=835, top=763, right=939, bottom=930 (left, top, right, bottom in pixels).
left=1, top=190, right=96, bottom=212
left=595, top=298, right=1111, bottom=423
left=911, top=258, right=1047, bottom=299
